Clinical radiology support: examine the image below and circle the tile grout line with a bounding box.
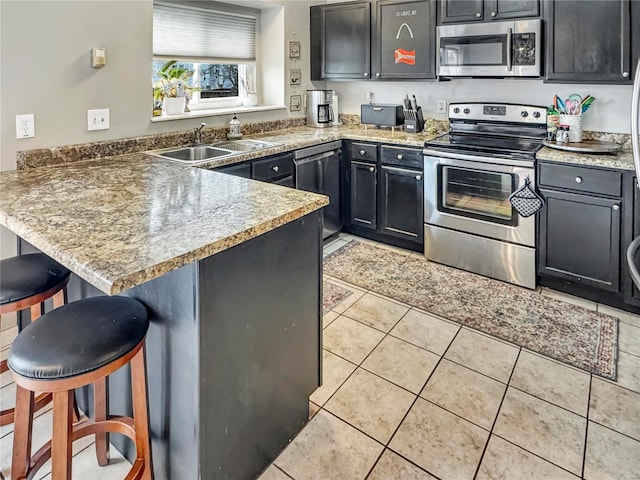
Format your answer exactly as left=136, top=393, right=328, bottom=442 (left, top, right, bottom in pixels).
left=472, top=347, right=522, bottom=480
left=582, top=374, right=593, bottom=479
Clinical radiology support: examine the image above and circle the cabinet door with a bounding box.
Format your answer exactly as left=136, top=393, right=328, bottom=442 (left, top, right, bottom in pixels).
left=545, top=0, right=632, bottom=83
left=488, top=0, right=539, bottom=19
left=380, top=165, right=424, bottom=242
left=350, top=161, right=377, bottom=229
left=310, top=2, right=371, bottom=80
left=439, top=0, right=485, bottom=23
left=213, top=162, right=251, bottom=178
left=375, top=0, right=436, bottom=79
left=538, top=189, right=621, bottom=292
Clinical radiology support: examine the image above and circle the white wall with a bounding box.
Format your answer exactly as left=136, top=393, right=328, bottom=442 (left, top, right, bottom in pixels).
left=329, top=79, right=634, bottom=133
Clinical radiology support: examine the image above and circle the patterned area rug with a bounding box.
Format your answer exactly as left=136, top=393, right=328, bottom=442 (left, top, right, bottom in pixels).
left=323, top=282, right=352, bottom=314
left=324, top=241, right=618, bottom=380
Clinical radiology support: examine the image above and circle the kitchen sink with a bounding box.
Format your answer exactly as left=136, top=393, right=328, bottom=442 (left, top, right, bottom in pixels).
left=210, top=139, right=281, bottom=152
left=146, top=139, right=281, bottom=164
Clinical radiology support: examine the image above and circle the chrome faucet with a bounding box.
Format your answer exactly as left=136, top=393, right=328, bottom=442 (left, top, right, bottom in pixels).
left=193, top=122, right=207, bottom=144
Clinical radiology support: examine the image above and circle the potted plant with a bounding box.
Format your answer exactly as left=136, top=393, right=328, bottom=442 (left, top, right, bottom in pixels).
left=153, top=61, right=199, bottom=115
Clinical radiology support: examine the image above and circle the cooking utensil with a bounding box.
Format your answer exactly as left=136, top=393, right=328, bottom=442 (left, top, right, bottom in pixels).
left=404, top=95, right=412, bottom=111
left=556, top=96, right=567, bottom=114
left=411, top=94, right=418, bottom=111
left=581, top=95, right=595, bottom=113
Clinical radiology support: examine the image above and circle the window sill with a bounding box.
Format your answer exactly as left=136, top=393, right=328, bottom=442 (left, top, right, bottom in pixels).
left=149, top=105, right=287, bottom=123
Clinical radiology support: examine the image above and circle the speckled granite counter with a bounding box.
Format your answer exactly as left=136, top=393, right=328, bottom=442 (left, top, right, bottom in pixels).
left=0, top=155, right=328, bottom=294
left=536, top=146, right=636, bottom=171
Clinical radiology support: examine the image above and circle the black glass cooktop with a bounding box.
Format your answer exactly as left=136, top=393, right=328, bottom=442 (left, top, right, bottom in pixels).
left=424, top=133, right=544, bottom=160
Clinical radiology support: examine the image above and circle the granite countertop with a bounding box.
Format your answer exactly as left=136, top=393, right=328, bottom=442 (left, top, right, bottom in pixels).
left=536, top=146, right=635, bottom=171
left=0, top=156, right=328, bottom=295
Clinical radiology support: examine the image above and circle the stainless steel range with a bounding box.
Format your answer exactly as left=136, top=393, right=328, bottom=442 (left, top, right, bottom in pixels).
left=423, top=102, right=547, bottom=289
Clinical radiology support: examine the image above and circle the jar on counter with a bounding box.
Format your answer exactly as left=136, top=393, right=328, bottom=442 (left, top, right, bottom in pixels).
left=556, top=124, right=570, bottom=144
left=546, top=105, right=559, bottom=141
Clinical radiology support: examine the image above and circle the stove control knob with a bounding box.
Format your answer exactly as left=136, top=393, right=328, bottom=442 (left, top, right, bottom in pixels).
left=453, top=107, right=460, bottom=114
left=521, top=111, right=529, bottom=118
left=533, top=111, right=541, bottom=118
left=463, top=108, right=470, bottom=114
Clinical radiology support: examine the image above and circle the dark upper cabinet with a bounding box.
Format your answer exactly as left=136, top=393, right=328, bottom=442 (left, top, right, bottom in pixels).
left=310, top=2, right=372, bottom=80
left=545, top=0, right=633, bottom=83
left=380, top=165, right=424, bottom=242
left=350, top=160, right=378, bottom=229
left=439, top=0, right=539, bottom=23
left=374, top=0, right=436, bottom=79
left=311, top=0, right=436, bottom=80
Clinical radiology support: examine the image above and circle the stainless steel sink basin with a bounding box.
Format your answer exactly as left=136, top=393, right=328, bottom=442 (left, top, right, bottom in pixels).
left=210, top=139, right=281, bottom=151
left=146, top=139, right=281, bottom=164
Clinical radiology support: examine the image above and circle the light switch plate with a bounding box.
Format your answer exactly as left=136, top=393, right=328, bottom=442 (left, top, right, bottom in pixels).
left=16, top=114, right=35, bottom=139
left=437, top=100, right=447, bottom=114
left=88, top=108, right=109, bottom=131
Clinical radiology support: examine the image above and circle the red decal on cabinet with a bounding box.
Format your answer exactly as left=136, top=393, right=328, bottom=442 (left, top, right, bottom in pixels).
left=395, top=49, right=416, bottom=65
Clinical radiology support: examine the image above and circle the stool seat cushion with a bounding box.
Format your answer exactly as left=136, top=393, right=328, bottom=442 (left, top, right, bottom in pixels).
left=1, top=253, right=71, bottom=305
left=8, top=296, right=149, bottom=380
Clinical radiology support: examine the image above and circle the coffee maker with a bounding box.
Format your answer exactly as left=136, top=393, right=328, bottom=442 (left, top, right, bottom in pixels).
left=306, top=90, right=334, bottom=128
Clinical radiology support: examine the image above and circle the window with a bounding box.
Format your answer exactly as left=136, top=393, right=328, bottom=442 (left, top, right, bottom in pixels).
left=153, top=1, right=258, bottom=111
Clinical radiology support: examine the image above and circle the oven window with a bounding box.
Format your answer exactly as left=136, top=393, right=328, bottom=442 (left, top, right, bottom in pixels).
left=440, top=35, right=506, bottom=66
left=439, top=165, right=517, bottom=225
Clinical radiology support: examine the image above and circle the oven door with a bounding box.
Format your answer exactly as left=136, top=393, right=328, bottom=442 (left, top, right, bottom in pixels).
left=424, top=153, right=535, bottom=247
left=437, top=19, right=541, bottom=77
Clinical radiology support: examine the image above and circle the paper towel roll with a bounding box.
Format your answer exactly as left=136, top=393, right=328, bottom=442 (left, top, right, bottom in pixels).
left=331, top=93, right=341, bottom=126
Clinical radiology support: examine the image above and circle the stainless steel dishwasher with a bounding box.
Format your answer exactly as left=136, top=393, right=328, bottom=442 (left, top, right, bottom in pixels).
left=294, top=141, right=342, bottom=239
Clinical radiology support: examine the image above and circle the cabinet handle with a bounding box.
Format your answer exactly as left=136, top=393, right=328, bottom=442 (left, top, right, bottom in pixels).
left=416, top=175, right=422, bottom=181
left=490, top=11, right=496, bottom=16
left=397, top=154, right=403, bottom=160
left=575, top=176, right=583, bottom=183
left=623, top=71, right=630, bottom=78
left=475, top=12, right=481, bottom=17
left=272, top=165, right=279, bottom=173
left=376, top=73, right=381, bottom=78
left=612, top=204, right=620, bottom=211
left=368, top=166, right=375, bottom=172
left=359, top=149, right=366, bottom=155
left=364, top=72, right=369, bottom=77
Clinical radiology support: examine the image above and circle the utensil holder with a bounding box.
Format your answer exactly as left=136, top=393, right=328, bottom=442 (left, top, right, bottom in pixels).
left=558, top=114, right=583, bottom=142
left=404, top=107, right=424, bottom=134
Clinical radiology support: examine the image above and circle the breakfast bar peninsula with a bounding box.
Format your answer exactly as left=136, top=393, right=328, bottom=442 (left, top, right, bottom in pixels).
left=0, top=154, right=328, bottom=480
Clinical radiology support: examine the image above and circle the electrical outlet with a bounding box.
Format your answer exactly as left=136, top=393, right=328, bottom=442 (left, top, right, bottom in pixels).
left=366, top=92, right=374, bottom=103
left=437, top=100, right=447, bottom=114
left=16, top=114, right=35, bottom=139
left=87, top=108, right=110, bottom=131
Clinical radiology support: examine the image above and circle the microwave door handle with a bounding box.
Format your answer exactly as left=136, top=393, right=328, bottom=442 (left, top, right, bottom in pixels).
left=506, top=27, right=513, bottom=71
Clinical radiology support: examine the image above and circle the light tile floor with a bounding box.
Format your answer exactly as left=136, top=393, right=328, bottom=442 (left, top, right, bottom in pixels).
left=2, top=234, right=640, bottom=480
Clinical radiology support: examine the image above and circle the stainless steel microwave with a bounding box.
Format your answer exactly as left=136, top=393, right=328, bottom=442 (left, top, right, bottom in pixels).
left=437, top=19, right=542, bottom=77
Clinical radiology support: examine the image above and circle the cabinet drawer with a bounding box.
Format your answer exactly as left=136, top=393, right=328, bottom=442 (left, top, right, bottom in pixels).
left=351, top=142, right=378, bottom=162
left=380, top=145, right=423, bottom=169
left=538, top=163, right=622, bottom=197
left=252, top=154, right=294, bottom=182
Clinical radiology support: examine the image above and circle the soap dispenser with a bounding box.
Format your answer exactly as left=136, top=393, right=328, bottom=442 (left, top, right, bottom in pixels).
left=228, top=113, right=242, bottom=140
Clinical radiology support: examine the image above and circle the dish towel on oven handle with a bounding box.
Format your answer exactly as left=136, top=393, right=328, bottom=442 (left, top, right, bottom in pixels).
left=509, top=176, right=544, bottom=217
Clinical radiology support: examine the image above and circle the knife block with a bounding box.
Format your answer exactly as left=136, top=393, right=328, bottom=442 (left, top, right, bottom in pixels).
left=404, top=107, right=424, bottom=133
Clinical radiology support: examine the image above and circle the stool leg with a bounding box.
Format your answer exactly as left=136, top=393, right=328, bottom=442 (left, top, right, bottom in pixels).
left=51, top=390, right=74, bottom=480
left=94, top=377, right=109, bottom=466
left=131, top=347, right=153, bottom=480
left=52, top=289, right=65, bottom=309
left=30, top=302, right=44, bottom=322
left=11, top=385, right=34, bottom=480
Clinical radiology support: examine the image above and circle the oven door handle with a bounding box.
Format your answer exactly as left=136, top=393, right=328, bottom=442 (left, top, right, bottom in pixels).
left=423, top=148, right=533, bottom=168
left=506, top=27, right=513, bottom=71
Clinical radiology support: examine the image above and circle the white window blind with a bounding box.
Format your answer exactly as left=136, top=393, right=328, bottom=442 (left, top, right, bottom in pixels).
left=153, top=2, right=256, bottom=62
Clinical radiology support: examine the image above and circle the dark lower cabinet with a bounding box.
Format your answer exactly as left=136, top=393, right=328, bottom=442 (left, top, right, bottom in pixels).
left=212, top=162, right=251, bottom=178
left=380, top=165, right=424, bottom=242
left=545, top=0, right=633, bottom=83
left=350, top=160, right=378, bottom=229
left=538, top=188, right=621, bottom=292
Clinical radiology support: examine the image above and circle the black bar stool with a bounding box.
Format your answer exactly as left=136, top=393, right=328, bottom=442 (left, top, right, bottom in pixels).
left=8, top=296, right=153, bottom=480
left=1, top=253, right=71, bottom=426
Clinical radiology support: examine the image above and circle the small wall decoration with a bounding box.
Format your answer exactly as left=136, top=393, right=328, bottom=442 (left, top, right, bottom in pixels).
left=290, top=94, right=301, bottom=111
left=290, top=68, right=301, bottom=85
left=289, top=41, right=301, bottom=59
